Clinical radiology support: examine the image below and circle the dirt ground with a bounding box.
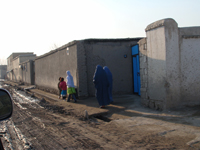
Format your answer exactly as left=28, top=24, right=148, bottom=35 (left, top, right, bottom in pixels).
left=1, top=84, right=200, bottom=149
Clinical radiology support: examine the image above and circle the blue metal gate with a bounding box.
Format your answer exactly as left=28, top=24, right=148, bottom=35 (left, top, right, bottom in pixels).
left=132, top=45, right=141, bottom=95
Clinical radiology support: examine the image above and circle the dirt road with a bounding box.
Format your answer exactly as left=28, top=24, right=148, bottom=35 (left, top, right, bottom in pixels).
left=1, top=84, right=200, bottom=149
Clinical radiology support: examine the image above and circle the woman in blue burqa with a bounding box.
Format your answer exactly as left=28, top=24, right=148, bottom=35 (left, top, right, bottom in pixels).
left=93, top=65, right=110, bottom=108
left=103, top=66, right=113, bottom=103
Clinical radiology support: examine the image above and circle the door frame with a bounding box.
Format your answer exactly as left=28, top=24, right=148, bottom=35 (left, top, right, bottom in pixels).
left=131, top=44, right=141, bottom=95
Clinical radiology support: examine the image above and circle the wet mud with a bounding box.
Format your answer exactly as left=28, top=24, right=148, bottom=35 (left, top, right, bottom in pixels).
left=1, top=83, right=200, bottom=149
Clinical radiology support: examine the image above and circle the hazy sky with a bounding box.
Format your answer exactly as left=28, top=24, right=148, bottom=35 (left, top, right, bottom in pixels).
left=0, top=0, right=199, bottom=64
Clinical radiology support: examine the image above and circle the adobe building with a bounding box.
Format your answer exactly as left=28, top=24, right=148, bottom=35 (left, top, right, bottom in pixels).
left=7, top=53, right=36, bottom=83
left=35, top=38, right=143, bottom=97
left=138, top=18, right=200, bottom=110
left=19, top=60, right=35, bottom=85
left=0, top=65, right=7, bottom=79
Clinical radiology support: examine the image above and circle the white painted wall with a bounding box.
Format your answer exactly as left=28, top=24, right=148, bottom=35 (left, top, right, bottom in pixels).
left=165, top=20, right=180, bottom=109
left=180, top=38, right=200, bottom=104
left=142, top=18, right=200, bottom=109
left=147, top=27, right=166, bottom=102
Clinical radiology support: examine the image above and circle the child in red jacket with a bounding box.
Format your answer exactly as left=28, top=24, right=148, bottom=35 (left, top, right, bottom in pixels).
left=59, top=77, right=67, bottom=100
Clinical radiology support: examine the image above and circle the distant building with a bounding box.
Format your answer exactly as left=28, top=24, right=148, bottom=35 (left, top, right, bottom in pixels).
left=20, top=60, right=35, bottom=85
left=35, top=38, right=143, bottom=97
left=138, top=18, right=200, bottom=110
left=0, top=65, right=7, bottom=79
left=7, top=53, right=36, bottom=83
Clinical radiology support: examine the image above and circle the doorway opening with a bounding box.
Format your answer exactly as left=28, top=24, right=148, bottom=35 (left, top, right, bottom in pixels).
left=132, top=45, right=141, bottom=95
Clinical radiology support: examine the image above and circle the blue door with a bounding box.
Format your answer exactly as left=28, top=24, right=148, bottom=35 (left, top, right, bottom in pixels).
left=132, top=45, right=141, bottom=95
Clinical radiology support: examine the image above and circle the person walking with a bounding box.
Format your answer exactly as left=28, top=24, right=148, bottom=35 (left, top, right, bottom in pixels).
left=103, top=66, right=113, bottom=104
left=58, top=77, right=62, bottom=99
left=93, top=65, right=110, bottom=108
left=59, top=77, right=67, bottom=100
left=66, top=71, right=77, bottom=103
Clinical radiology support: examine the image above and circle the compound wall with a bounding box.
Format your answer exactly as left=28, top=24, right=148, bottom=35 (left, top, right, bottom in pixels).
left=35, top=41, right=78, bottom=94
left=139, top=18, right=200, bottom=110
left=81, top=39, right=141, bottom=96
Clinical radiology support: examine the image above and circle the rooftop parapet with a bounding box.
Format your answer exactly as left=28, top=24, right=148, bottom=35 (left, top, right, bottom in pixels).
left=145, top=18, right=178, bottom=32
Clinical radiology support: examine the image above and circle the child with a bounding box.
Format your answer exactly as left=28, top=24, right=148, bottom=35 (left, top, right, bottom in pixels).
left=59, top=77, right=67, bottom=100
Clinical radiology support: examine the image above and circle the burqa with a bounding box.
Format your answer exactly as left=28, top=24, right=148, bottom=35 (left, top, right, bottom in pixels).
left=103, top=66, right=113, bottom=103
left=66, top=71, right=75, bottom=88
left=93, top=65, right=110, bottom=106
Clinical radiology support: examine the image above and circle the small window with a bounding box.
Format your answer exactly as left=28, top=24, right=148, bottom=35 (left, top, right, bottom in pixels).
left=66, top=47, right=69, bottom=55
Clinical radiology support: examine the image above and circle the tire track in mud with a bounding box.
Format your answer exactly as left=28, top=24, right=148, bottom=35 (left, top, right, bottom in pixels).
left=11, top=91, right=75, bottom=149
left=2, top=86, right=71, bottom=149
left=12, top=96, right=103, bottom=149
left=3, top=85, right=104, bottom=149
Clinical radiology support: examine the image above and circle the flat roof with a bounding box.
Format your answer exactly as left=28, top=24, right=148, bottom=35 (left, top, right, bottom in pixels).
left=36, top=38, right=143, bottom=60
left=7, top=52, right=34, bottom=59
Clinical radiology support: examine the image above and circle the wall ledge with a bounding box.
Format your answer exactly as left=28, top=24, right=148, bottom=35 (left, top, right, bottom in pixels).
left=145, top=18, right=177, bottom=32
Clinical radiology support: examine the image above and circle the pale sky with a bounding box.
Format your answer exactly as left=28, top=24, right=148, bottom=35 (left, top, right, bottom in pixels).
left=0, top=0, right=199, bottom=64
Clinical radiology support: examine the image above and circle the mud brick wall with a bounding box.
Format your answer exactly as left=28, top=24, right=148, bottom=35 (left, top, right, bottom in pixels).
left=76, top=41, right=88, bottom=97
left=141, top=18, right=200, bottom=110
left=35, top=39, right=143, bottom=98
left=35, top=41, right=78, bottom=95
left=138, top=38, right=148, bottom=107
left=83, top=39, right=141, bottom=96
left=138, top=38, right=163, bottom=110
left=20, top=60, right=35, bottom=85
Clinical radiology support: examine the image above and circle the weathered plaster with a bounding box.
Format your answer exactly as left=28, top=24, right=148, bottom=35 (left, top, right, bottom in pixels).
left=140, top=18, right=200, bottom=110
left=147, top=26, right=166, bottom=104
left=35, top=44, right=78, bottom=95
left=145, top=18, right=177, bottom=32
left=7, top=53, right=36, bottom=81
left=84, top=40, right=140, bottom=96
left=180, top=38, right=200, bottom=105
left=165, top=19, right=180, bottom=109
left=20, top=60, right=35, bottom=85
